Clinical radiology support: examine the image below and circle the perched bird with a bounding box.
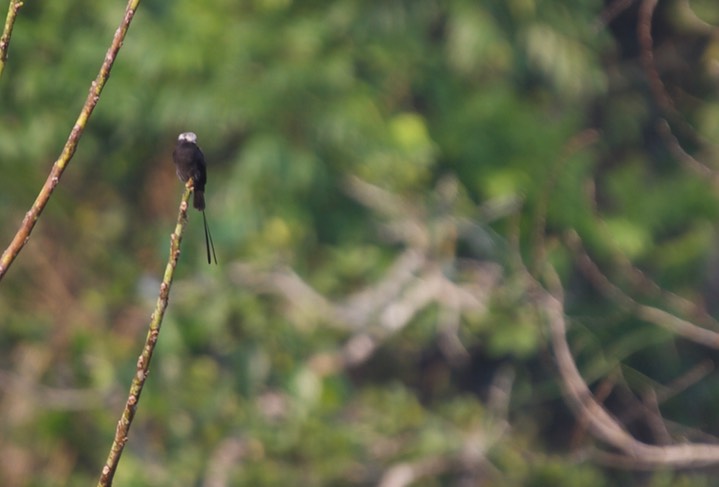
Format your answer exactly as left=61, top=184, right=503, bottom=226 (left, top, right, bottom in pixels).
left=172, top=132, right=218, bottom=264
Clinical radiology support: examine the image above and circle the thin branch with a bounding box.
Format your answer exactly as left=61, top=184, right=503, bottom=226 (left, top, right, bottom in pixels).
left=0, top=0, right=142, bottom=281
left=0, top=0, right=22, bottom=78
left=97, top=186, right=191, bottom=487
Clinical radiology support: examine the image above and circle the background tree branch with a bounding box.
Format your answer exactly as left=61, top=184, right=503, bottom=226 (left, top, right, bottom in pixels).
left=0, top=0, right=141, bottom=281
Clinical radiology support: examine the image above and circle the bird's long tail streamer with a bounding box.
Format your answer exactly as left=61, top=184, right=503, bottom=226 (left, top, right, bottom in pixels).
left=202, top=210, right=217, bottom=265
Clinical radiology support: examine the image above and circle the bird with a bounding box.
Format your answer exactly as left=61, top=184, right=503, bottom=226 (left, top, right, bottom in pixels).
left=172, top=132, right=218, bottom=265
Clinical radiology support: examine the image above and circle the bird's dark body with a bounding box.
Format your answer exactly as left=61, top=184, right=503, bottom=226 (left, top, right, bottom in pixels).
left=172, top=140, right=207, bottom=210
left=172, top=132, right=217, bottom=264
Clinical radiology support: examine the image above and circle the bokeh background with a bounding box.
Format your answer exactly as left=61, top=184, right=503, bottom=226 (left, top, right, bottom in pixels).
left=2, top=0, right=719, bottom=485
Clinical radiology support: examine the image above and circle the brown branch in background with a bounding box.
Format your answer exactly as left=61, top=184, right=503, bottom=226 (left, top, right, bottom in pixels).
left=636, top=306, right=719, bottom=348
left=581, top=177, right=719, bottom=329
left=538, top=276, right=719, bottom=468
left=655, top=118, right=716, bottom=179
left=569, top=372, right=619, bottom=451
left=565, top=356, right=717, bottom=452
left=565, top=231, right=719, bottom=349
left=0, top=0, right=142, bottom=282
left=0, top=0, right=23, bottom=77
left=617, top=250, right=719, bottom=327
left=564, top=230, right=635, bottom=308
left=608, top=361, right=716, bottom=445
left=638, top=0, right=674, bottom=114
left=97, top=186, right=191, bottom=487
left=637, top=0, right=717, bottom=177
left=637, top=361, right=718, bottom=444
left=639, top=388, right=673, bottom=444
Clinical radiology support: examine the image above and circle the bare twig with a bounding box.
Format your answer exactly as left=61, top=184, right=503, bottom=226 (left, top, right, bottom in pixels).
left=97, top=186, right=191, bottom=487
left=0, top=0, right=22, bottom=77
left=0, top=0, right=142, bottom=281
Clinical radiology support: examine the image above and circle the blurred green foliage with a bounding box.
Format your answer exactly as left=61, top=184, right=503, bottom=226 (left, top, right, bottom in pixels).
left=1, top=0, right=719, bottom=485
